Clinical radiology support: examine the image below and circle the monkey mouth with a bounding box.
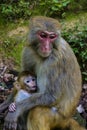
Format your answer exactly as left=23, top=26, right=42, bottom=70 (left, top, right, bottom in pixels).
left=32, top=86, right=36, bottom=89
left=31, top=86, right=37, bottom=90
left=38, top=49, right=51, bottom=57
left=30, top=86, right=37, bottom=92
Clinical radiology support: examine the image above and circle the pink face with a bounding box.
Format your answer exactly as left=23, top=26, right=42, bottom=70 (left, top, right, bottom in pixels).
left=37, top=31, right=58, bottom=57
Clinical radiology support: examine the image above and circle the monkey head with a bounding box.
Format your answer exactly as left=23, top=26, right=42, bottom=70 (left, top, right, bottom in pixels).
left=28, top=16, right=61, bottom=58
left=23, top=75, right=37, bottom=93
left=18, top=71, right=37, bottom=93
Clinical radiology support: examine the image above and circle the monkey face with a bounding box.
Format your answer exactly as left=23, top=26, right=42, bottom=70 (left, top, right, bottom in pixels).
left=36, top=31, right=58, bottom=57
left=24, top=76, right=37, bottom=92
left=28, top=16, right=61, bottom=58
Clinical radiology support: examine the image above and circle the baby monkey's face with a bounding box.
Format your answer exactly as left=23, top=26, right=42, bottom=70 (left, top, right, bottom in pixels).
left=24, top=75, right=37, bottom=92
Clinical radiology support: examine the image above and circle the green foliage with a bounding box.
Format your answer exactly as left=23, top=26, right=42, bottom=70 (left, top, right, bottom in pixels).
left=0, top=0, right=87, bottom=20
left=28, top=0, right=72, bottom=17
left=68, top=0, right=87, bottom=11
left=62, top=25, right=87, bottom=83
left=0, top=0, right=72, bottom=20
left=0, top=0, right=31, bottom=20
left=0, top=37, right=24, bottom=66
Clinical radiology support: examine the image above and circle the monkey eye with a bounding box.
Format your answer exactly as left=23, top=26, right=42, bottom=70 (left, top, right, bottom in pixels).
left=24, top=77, right=36, bottom=84
left=49, top=34, right=57, bottom=39
left=32, top=78, right=36, bottom=81
left=24, top=78, right=30, bottom=84
left=40, top=32, right=47, bottom=38
left=26, top=80, right=30, bottom=83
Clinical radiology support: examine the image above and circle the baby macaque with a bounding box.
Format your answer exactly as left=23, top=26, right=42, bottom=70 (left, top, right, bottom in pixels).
left=9, top=71, right=57, bottom=113
left=9, top=71, right=37, bottom=112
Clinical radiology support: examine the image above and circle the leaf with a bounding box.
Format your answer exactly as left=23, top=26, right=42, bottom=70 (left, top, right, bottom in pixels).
left=51, top=6, right=59, bottom=11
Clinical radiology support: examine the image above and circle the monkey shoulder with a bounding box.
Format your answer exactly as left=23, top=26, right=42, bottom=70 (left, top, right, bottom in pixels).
left=15, top=90, right=31, bottom=102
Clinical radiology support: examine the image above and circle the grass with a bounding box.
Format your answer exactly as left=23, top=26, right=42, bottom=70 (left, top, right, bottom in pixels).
left=0, top=18, right=29, bottom=69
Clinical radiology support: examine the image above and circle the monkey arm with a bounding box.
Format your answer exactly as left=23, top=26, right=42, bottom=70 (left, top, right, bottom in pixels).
left=15, top=92, right=56, bottom=115
left=3, top=91, right=58, bottom=130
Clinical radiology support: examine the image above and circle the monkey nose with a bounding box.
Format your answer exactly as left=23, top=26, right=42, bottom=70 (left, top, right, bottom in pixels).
left=44, top=42, right=51, bottom=51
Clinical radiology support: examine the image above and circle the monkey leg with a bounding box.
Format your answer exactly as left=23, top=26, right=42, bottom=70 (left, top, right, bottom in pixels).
left=68, top=118, right=86, bottom=130
left=27, top=107, right=69, bottom=130
left=27, top=107, right=86, bottom=130
left=27, top=107, right=55, bottom=130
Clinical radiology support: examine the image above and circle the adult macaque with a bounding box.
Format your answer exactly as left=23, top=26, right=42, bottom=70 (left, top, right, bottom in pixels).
left=9, top=71, right=37, bottom=112
left=0, top=16, right=86, bottom=130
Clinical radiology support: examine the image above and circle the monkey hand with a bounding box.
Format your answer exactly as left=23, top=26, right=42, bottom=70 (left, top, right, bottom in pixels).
left=3, top=111, right=18, bottom=130
left=9, top=102, right=16, bottom=112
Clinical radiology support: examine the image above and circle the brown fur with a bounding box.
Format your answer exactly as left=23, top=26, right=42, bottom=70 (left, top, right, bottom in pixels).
left=0, top=16, right=86, bottom=130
